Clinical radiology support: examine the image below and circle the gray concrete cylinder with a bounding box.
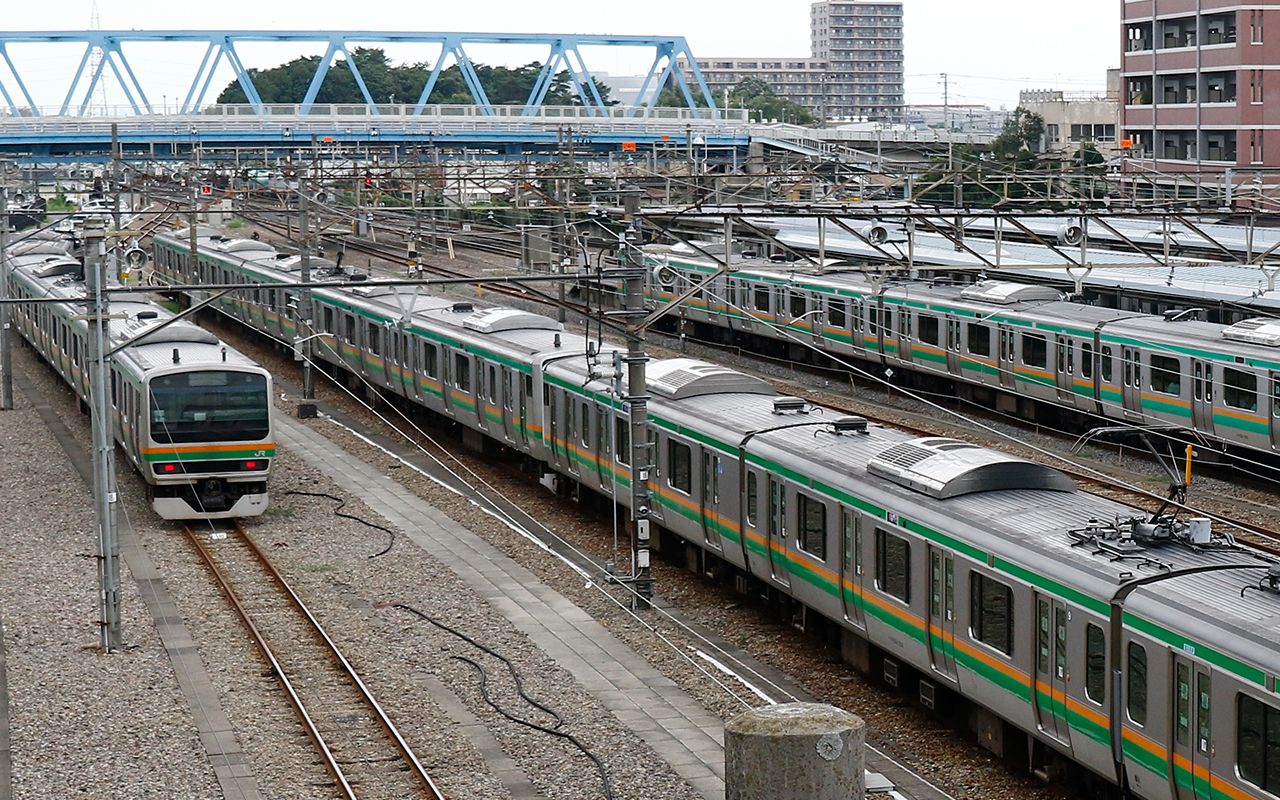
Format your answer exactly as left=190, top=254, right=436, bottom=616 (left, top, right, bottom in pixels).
left=725, top=702, right=865, bottom=800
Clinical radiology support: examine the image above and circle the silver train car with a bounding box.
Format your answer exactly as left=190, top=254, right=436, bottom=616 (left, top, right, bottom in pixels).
left=7, top=233, right=274, bottom=519
left=153, top=228, right=1280, bottom=799
left=643, top=246, right=1280, bottom=457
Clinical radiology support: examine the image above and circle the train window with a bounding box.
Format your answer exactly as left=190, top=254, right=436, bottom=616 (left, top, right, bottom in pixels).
left=789, top=291, right=806, bottom=319
left=828, top=299, right=847, bottom=329
left=1086, top=624, right=1106, bottom=703
left=1176, top=663, right=1192, bottom=746
left=970, top=573, right=1013, bottom=655
left=796, top=493, right=826, bottom=560
left=1150, top=355, right=1181, bottom=395
left=1224, top=367, right=1259, bottom=412
left=1237, top=693, right=1280, bottom=792
left=1081, top=341, right=1094, bottom=379
left=1101, top=346, right=1114, bottom=382
left=367, top=322, right=381, bottom=355
left=490, top=366, right=499, bottom=404
left=503, top=371, right=514, bottom=410
left=1273, top=376, right=1280, bottom=416
left=746, top=472, right=758, bottom=526
left=668, top=439, right=691, bottom=493
left=322, top=306, right=335, bottom=336
left=1022, top=333, right=1048, bottom=368
left=454, top=354, right=471, bottom=392
left=918, top=314, right=939, bottom=346
left=616, top=417, right=629, bottom=465
left=581, top=401, right=591, bottom=445
left=1128, top=642, right=1148, bottom=726
left=424, top=345, right=439, bottom=378
left=968, top=323, right=991, bottom=357
left=875, top=528, right=910, bottom=603
left=344, top=315, right=356, bottom=343
left=868, top=306, right=880, bottom=337
left=754, top=286, right=770, bottom=312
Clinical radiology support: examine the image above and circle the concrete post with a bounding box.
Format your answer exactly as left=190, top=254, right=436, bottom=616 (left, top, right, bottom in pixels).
left=725, top=703, right=865, bottom=800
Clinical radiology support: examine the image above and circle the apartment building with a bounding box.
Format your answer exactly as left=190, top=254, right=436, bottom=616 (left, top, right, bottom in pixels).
left=678, top=0, right=904, bottom=122
left=1121, top=0, right=1280, bottom=171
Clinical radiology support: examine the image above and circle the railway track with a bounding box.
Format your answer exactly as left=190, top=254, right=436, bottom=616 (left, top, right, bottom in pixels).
left=182, top=521, right=444, bottom=800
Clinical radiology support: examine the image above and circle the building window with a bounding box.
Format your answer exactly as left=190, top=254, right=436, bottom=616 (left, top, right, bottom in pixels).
left=1046, top=123, right=1060, bottom=144
left=668, top=439, right=691, bottom=493
left=875, top=528, right=910, bottom=603
left=1086, top=624, right=1106, bottom=703
left=1150, top=355, right=1181, bottom=395
left=1128, top=642, right=1148, bottom=726
left=970, top=573, right=1013, bottom=655
left=1022, top=333, right=1048, bottom=369
left=1238, top=694, right=1280, bottom=792
left=1252, top=10, right=1265, bottom=44
left=1224, top=368, right=1258, bottom=412
left=797, top=492, right=827, bottom=560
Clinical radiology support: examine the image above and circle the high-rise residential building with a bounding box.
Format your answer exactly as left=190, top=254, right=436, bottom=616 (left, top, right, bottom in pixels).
left=1121, top=1, right=1280, bottom=173
left=677, top=0, right=904, bottom=122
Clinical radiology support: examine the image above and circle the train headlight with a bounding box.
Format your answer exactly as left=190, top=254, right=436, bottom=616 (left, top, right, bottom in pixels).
left=154, top=462, right=181, bottom=475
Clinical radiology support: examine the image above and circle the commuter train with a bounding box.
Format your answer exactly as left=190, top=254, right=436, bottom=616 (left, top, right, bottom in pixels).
left=6, top=230, right=274, bottom=519
left=152, top=227, right=1280, bottom=800
left=642, top=245, right=1280, bottom=457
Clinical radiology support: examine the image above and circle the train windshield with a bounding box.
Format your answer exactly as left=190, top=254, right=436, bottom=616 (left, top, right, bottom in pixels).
left=148, top=370, right=270, bottom=444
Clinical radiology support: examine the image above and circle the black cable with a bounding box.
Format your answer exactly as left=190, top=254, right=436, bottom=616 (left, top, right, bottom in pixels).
left=285, top=490, right=395, bottom=557
left=395, top=603, right=615, bottom=800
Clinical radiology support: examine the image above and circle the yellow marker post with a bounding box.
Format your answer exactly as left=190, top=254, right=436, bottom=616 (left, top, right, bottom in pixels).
left=1184, top=443, right=1194, bottom=486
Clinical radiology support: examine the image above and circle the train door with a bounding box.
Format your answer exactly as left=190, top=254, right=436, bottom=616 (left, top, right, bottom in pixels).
left=475, top=365, right=491, bottom=434
left=1192, top=361, right=1216, bottom=436
left=701, top=449, right=722, bottom=549
left=1055, top=335, right=1075, bottom=401
left=767, top=477, right=790, bottom=587
left=1169, top=656, right=1213, bottom=800
left=518, top=374, right=532, bottom=447
left=897, top=306, right=914, bottom=363
left=810, top=294, right=825, bottom=344
left=944, top=317, right=962, bottom=373
left=1121, top=347, right=1143, bottom=417
left=997, top=325, right=1016, bottom=389
left=545, top=386, right=561, bottom=468
left=1034, top=595, right=1072, bottom=745
left=502, top=369, right=519, bottom=444
left=1272, top=372, right=1280, bottom=450
left=927, top=548, right=957, bottom=681
left=839, top=508, right=866, bottom=630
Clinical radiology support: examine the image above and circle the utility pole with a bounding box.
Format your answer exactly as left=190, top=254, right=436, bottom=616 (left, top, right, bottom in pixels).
left=0, top=185, right=11, bottom=411
left=297, top=185, right=317, bottom=418
left=941, top=72, right=953, bottom=173
left=621, top=226, right=654, bottom=608
left=85, top=216, right=123, bottom=652
left=188, top=183, right=198, bottom=269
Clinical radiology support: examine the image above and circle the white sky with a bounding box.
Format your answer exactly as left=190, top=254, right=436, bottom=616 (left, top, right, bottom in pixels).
left=2, top=0, right=1120, bottom=110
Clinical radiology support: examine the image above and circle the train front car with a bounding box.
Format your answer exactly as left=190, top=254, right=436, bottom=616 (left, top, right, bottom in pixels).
left=136, top=343, right=274, bottom=519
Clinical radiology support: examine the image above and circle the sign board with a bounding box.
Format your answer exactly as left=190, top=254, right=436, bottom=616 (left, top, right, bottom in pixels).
left=200, top=184, right=213, bottom=196
left=1120, top=138, right=1133, bottom=149
left=621, top=141, right=637, bottom=152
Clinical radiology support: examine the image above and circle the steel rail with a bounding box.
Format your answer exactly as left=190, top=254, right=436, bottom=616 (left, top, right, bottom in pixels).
left=183, top=522, right=445, bottom=800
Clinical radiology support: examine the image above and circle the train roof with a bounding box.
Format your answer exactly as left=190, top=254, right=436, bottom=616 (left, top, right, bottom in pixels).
left=632, top=375, right=1280, bottom=680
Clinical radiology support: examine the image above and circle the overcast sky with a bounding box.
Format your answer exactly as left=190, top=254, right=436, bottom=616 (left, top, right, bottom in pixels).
left=4, top=0, right=1120, bottom=110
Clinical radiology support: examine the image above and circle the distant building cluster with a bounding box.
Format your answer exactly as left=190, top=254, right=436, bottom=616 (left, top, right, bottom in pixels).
left=676, top=0, right=904, bottom=122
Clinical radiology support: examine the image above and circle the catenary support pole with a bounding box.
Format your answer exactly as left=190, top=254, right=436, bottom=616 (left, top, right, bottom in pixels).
left=0, top=186, right=11, bottom=411
left=85, top=217, right=123, bottom=652
left=297, top=186, right=316, bottom=418
left=623, top=226, right=653, bottom=608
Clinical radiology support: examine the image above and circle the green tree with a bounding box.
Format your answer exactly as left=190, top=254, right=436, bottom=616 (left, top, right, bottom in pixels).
left=990, top=107, right=1046, bottom=159
left=216, top=49, right=613, bottom=107
left=655, top=76, right=814, bottom=124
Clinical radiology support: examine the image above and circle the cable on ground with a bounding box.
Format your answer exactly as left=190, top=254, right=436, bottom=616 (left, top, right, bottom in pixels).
left=285, top=490, right=396, bottom=557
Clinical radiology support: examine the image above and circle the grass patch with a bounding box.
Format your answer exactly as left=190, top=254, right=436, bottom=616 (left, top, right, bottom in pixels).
left=225, top=218, right=245, bottom=229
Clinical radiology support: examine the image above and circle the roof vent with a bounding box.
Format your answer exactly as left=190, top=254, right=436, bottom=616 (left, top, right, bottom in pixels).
left=868, top=436, right=1075, bottom=499
left=959, top=281, right=1061, bottom=305
left=1223, top=317, right=1280, bottom=347
left=647, top=358, right=776, bottom=401
left=462, top=307, right=562, bottom=334
left=451, top=302, right=475, bottom=313
left=136, top=310, right=159, bottom=320
left=772, top=396, right=807, bottom=414
left=833, top=416, right=869, bottom=434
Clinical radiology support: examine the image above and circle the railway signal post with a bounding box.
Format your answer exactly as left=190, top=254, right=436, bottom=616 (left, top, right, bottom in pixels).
left=1, top=186, right=11, bottom=411
left=297, top=187, right=317, bottom=418
left=84, top=217, right=124, bottom=651
left=621, top=225, right=655, bottom=608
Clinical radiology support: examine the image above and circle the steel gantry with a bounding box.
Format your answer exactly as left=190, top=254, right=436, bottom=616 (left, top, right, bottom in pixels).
left=0, top=30, right=720, bottom=118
